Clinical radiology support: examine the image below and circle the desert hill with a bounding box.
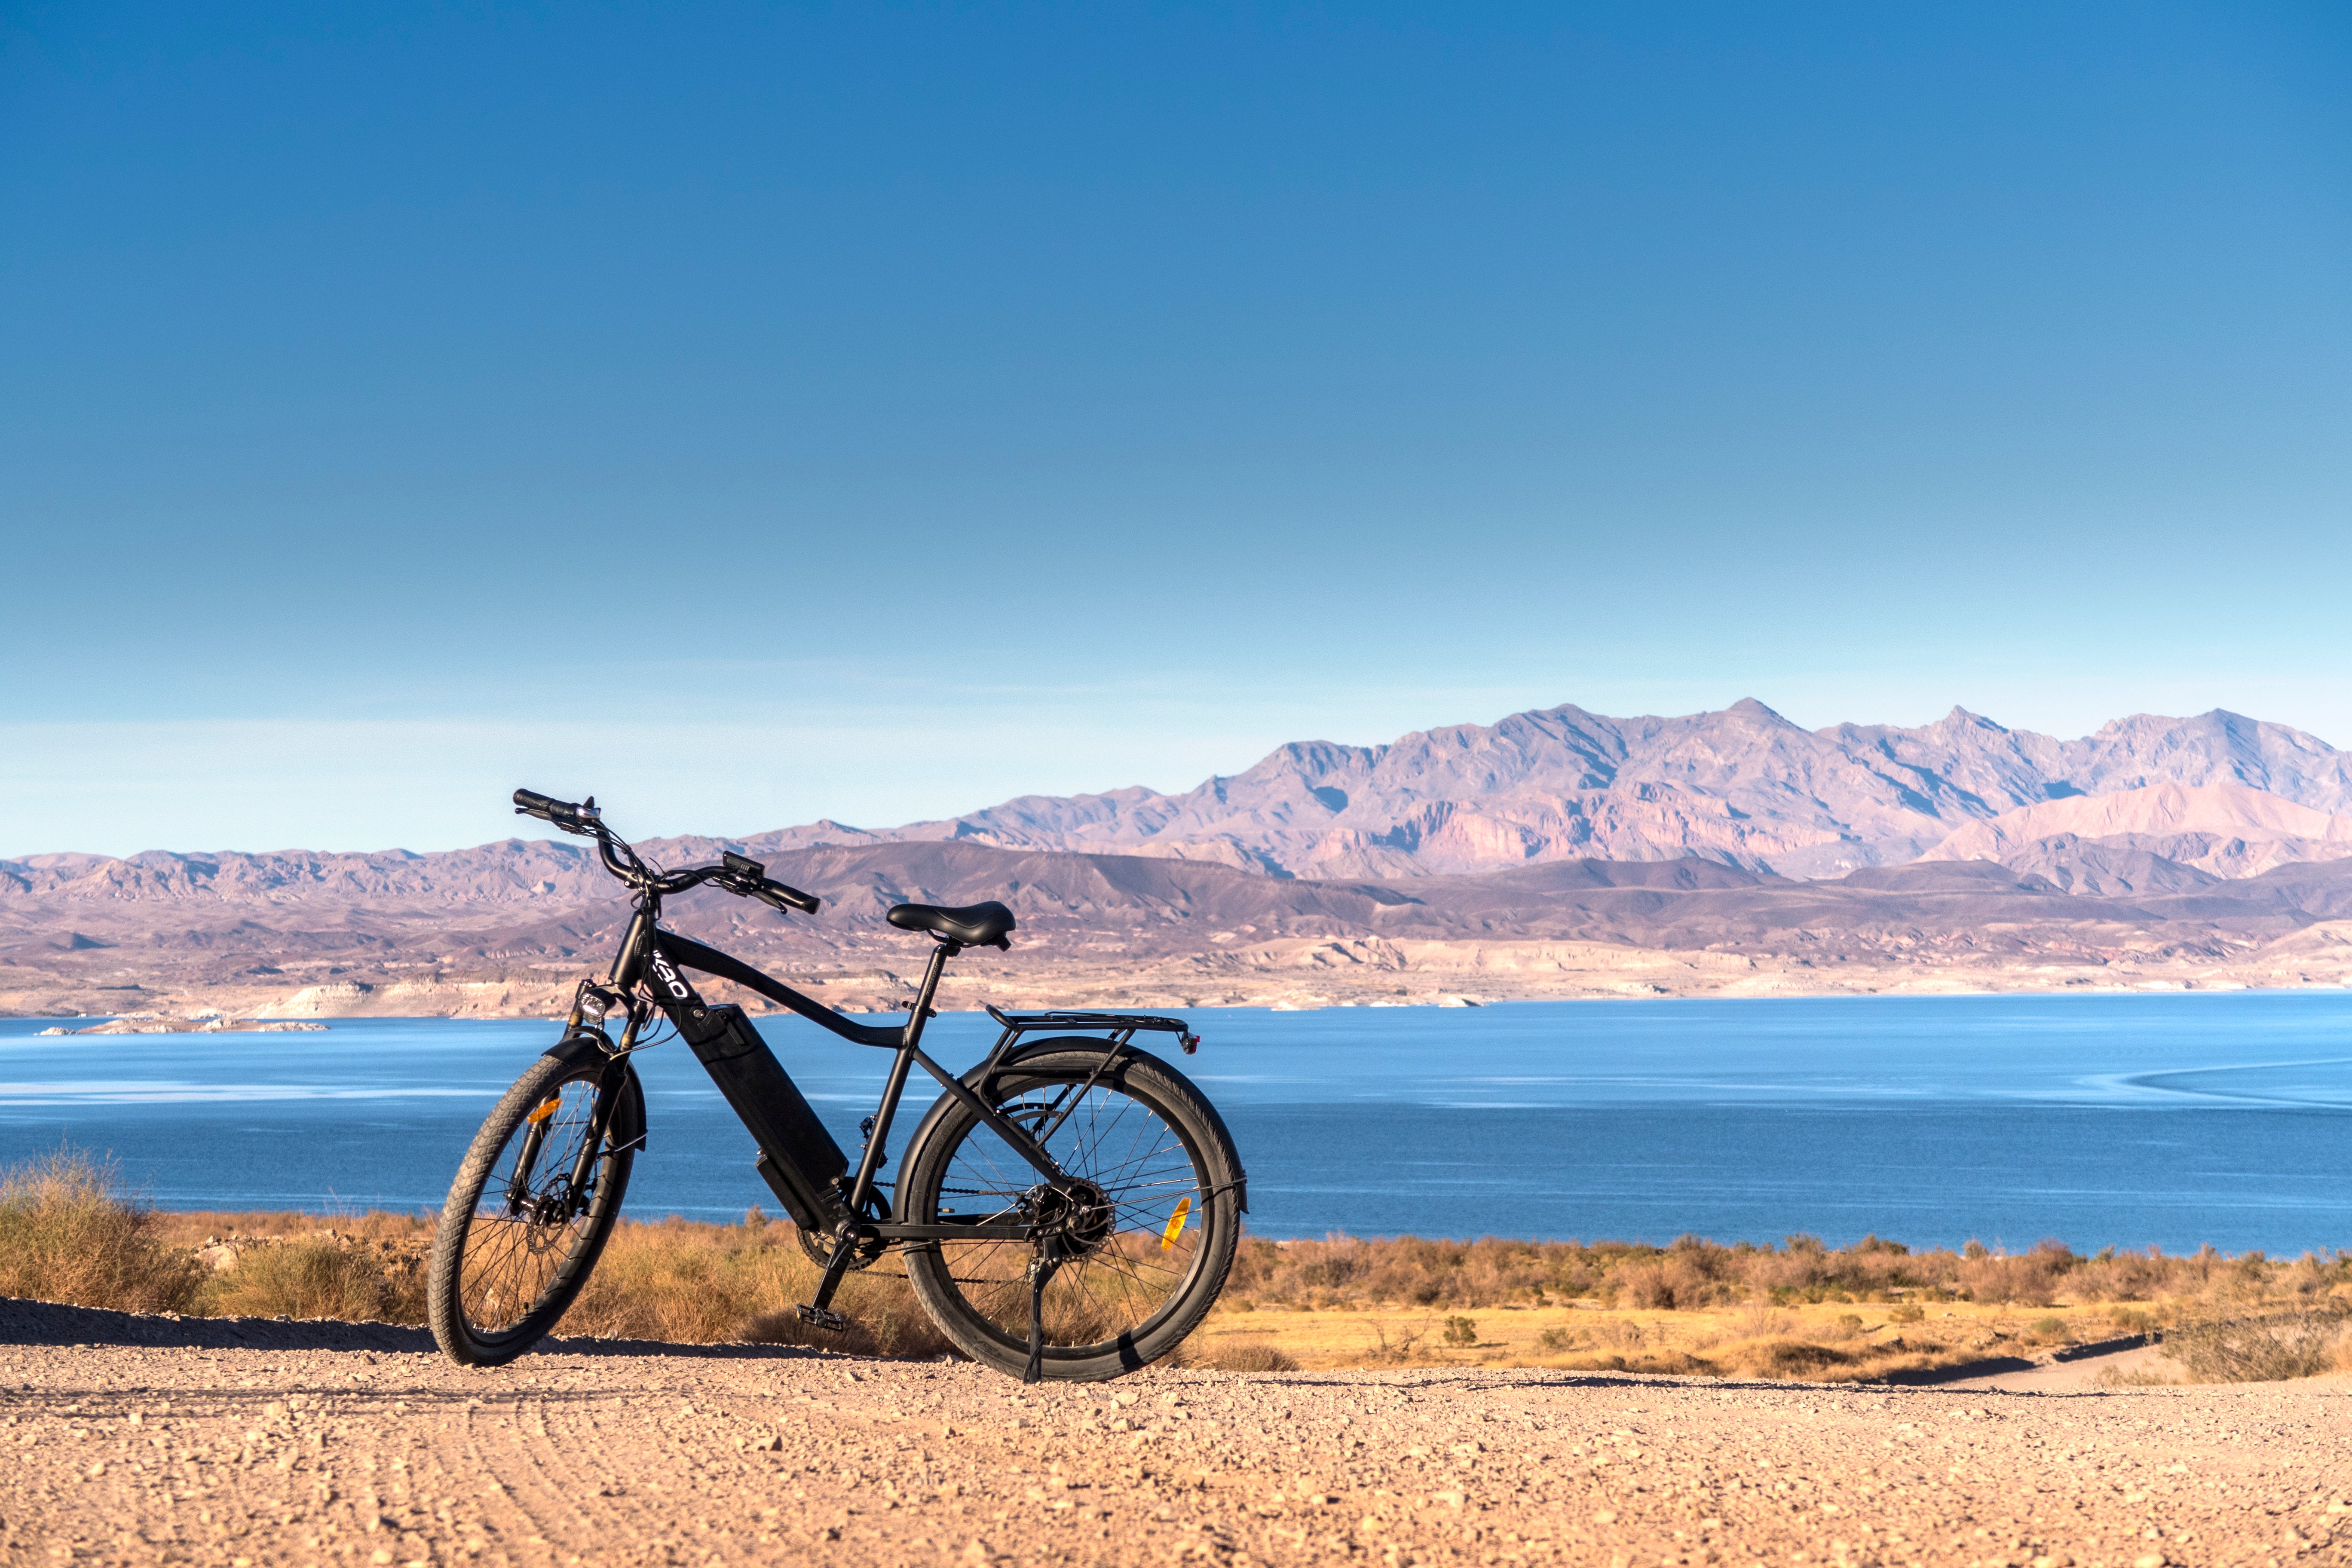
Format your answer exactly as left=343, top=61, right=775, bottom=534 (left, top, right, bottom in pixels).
left=1917, top=782, right=2352, bottom=893
left=8, top=833, right=2352, bottom=1020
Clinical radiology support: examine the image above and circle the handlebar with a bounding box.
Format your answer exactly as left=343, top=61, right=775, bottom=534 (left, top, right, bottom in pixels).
left=719, top=850, right=822, bottom=914
left=512, top=788, right=822, bottom=914
left=513, top=788, right=600, bottom=834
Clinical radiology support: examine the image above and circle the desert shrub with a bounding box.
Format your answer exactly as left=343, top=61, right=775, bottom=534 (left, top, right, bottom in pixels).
left=1615, top=1253, right=1723, bottom=1309
left=1365, top=1319, right=1428, bottom=1362
left=1180, top=1337, right=1300, bottom=1373
left=1728, top=1339, right=1855, bottom=1378
left=2094, top=1363, right=2177, bottom=1387
left=1537, top=1326, right=1571, bottom=1351
left=2163, top=1306, right=2349, bottom=1383
left=2071, top=1246, right=2205, bottom=1302
left=0, top=1150, right=199, bottom=1313
left=1442, top=1315, right=1477, bottom=1347
left=1959, top=1241, right=2074, bottom=1306
left=1598, top=1317, right=1647, bottom=1350
left=2029, top=1316, right=2069, bottom=1342
left=202, top=1239, right=412, bottom=1322
left=1889, top=1304, right=1924, bottom=1323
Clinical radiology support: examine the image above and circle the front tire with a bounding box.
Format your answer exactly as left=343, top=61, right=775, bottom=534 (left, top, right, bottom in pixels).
left=427, top=1049, right=639, bottom=1367
left=898, top=1045, right=1242, bottom=1381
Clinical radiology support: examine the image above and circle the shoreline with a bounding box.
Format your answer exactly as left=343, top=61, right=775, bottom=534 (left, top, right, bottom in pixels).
left=6, top=965, right=2349, bottom=1026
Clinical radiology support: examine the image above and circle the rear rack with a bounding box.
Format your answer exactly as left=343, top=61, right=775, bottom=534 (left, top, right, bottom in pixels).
left=984, top=1004, right=1200, bottom=1055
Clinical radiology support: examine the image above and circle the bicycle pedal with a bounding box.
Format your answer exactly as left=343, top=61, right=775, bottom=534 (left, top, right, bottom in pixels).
left=795, top=1304, right=851, bottom=1333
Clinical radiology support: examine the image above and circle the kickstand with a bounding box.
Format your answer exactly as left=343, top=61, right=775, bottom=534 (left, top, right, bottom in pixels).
left=795, top=1227, right=864, bottom=1334
left=1023, top=1238, right=1066, bottom=1385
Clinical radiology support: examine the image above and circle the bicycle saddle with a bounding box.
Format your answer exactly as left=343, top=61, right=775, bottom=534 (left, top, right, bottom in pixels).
left=887, top=900, right=1016, bottom=949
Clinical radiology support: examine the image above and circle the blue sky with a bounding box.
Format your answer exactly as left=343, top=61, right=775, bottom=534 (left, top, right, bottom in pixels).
left=4, top=2, right=2348, bottom=856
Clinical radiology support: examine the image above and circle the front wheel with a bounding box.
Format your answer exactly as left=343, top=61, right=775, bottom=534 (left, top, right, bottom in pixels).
left=898, top=1044, right=1243, bottom=1381
left=427, top=1047, right=640, bottom=1366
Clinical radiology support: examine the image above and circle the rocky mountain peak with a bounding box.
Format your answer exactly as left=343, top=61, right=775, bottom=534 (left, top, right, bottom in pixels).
left=790, top=699, right=2352, bottom=882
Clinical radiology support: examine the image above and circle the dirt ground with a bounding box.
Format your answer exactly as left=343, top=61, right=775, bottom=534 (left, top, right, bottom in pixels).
left=5, top=1298, right=2351, bottom=1568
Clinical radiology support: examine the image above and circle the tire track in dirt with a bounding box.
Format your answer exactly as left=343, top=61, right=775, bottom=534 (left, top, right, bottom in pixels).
left=5, top=1300, right=2352, bottom=1565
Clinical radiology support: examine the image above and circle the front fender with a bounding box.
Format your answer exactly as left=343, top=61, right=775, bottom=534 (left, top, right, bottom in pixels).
left=544, top=1030, right=648, bottom=1153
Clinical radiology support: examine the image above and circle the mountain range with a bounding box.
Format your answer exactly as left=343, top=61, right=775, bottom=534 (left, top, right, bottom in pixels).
left=9, top=699, right=2352, bottom=1018
left=750, top=700, right=2352, bottom=882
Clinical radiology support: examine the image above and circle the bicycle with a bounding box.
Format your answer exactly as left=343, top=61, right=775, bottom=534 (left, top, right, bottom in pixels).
left=424, top=789, right=1246, bottom=1383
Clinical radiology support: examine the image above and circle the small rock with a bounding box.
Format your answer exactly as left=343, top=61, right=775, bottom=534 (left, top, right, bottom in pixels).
left=1591, top=1509, right=1617, bottom=1524
left=2133, top=1555, right=2167, bottom=1568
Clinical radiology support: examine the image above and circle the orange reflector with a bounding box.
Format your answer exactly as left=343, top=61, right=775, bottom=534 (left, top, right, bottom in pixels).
left=526, top=1096, right=560, bottom=1125
left=1161, top=1196, right=1192, bottom=1251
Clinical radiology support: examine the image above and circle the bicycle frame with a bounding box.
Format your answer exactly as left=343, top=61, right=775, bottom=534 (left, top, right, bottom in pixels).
left=439, top=788, right=1237, bottom=1377
left=573, top=870, right=1199, bottom=1261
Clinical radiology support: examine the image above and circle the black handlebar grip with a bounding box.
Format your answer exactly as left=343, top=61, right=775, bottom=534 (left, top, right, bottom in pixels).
left=513, top=788, right=561, bottom=818
left=766, top=879, right=823, bottom=915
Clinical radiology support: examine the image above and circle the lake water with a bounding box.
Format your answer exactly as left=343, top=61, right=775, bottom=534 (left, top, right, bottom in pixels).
left=6, top=992, right=2352, bottom=1255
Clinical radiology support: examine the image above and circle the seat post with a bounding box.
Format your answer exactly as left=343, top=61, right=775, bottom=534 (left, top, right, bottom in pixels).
left=901, top=939, right=961, bottom=1050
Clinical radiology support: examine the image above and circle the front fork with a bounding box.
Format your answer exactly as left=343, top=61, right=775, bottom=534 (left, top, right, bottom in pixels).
left=508, top=985, right=640, bottom=1218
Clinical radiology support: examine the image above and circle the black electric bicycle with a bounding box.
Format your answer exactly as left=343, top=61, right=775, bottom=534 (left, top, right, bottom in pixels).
left=423, top=789, right=1246, bottom=1384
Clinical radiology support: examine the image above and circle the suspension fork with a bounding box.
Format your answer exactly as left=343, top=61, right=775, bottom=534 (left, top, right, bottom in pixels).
left=554, top=1069, right=624, bottom=1216
left=509, top=988, right=644, bottom=1218
left=560, top=1004, right=646, bottom=1216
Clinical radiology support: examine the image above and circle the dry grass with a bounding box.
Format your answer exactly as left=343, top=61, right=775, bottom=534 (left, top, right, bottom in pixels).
left=2162, top=1304, right=2352, bottom=1383
left=569, top=1211, right=956, bottom=1360
left=1219, top=1230, right=2277, bottom=1312
left=1174, top=1337, right=1301, bottom=1372
left=12, top=1150, right=2352, bottom=1382
left=199, top=1237, right=425, bottom=1323
left=1190, top=1231, right=2352, bottom=1384
left=0, top=1150, right=200, bottom=1313
left=0, top=1154, right=950, bottom=1355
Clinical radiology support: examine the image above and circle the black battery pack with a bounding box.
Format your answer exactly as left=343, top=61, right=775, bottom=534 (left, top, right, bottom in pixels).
left=677, top=1004, right=849, bottom=1231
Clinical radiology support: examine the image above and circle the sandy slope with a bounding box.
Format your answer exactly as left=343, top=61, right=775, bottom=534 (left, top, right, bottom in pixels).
left=5, top=1299, right=2349, bottom=1568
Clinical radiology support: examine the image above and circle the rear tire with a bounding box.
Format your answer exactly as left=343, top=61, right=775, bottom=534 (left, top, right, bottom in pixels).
left=898, top=1046, right=1241, bottom=1381
left=427, top=1049, right=638, bottom=1367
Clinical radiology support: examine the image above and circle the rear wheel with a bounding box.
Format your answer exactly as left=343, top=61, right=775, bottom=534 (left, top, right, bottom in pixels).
left=427, top=1049, right=638, bottom=1366
left=899, top=1046, right=1241, bottom=1381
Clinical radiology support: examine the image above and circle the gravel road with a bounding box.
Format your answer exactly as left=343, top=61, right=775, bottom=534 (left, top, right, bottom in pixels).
left=4, top=1299, right=2349, bottom=1567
